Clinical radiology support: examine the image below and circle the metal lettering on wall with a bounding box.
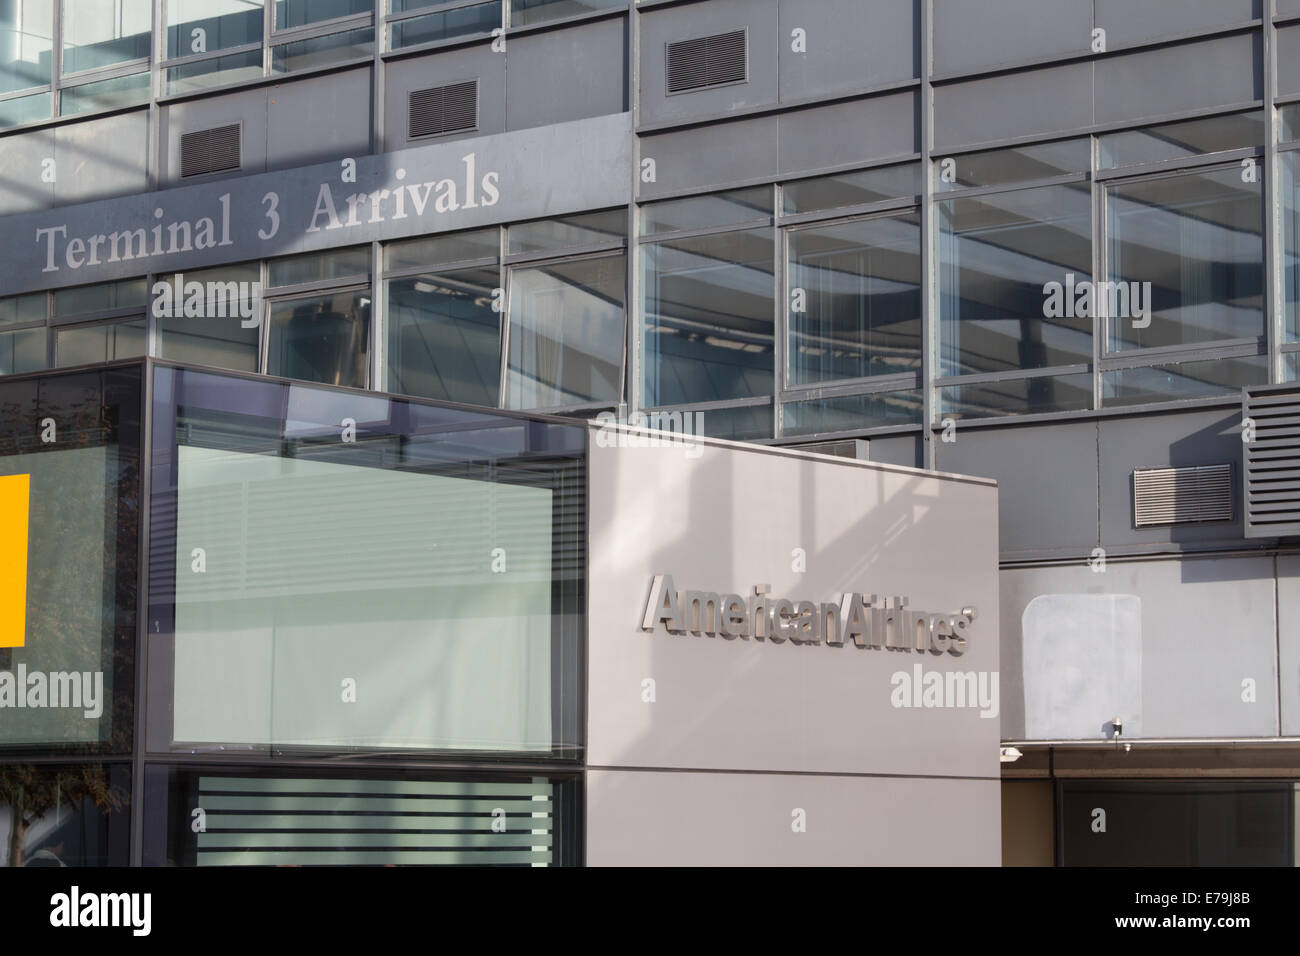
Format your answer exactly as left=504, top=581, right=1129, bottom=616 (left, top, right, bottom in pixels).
left=642, top=574, right=976, bottom=654
left=0, top=113, right=633, bottom=297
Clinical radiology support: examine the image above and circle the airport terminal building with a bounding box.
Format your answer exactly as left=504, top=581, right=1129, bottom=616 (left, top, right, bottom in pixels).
left=0, top=0, right=1299, bottom=865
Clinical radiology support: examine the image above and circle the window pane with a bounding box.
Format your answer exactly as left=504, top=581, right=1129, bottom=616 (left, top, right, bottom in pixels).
left=643, top=228, right=774, bottom=406
left=275, top=0, right=372, bottom=30
left=384, top=228, right=499, bottom=273
left=640, top=187, right=772, bottom=235
left=939, top=183, right=1093, bottom=377
left=1281, top=152, right=1300, bottom=342
left=1100, top=112, right=1264, bottom=169
left=507, top=209, right=626, bottom=256
left=270, top=26, right=373, bottom=72
left=782, top=163, right=921, bottom=214
left=940, top=372, right=1093, bottom=420
left=388, top=2, right=499, bottom=49
left=53, top=279, right=148, bottom=318
left=59, top=71, right=150, bottom=116
left=0, top=90, right=50, bottom=127
left=61, top=0, right=152, bottom=74
left=144, top=766, right=581, bottom=866
left=0, top=764, right=131, bottom=866
left=55, top=318, right=146, bottom=366
left=0, top=327, right=45, bottom=374
left=662, top=402, right=770, bottom=441
left=788, top=212, right=921, bottom=384
left=506, top=255, right=625, bottom=408
left=268, top=247, right=369, bottom=287
left=1287, top=352, right=1300, bottom=382
left=386, top=268, right=500, bottom=406
left=782, top=389, right=921, bottom=435
left=0, top=367, right=141, bottom=752
left=166, top=0, right=264, bottom=59
left=935, top=139, right=1089, bottom=191
left=510, top=0, right=626, bottom=26
left=0, top=1, right=52, bottom=94
left=266, top=290, right=371, bottom=388
left=0, top=294, right=45, bottom=327
left=1106, top=167, right=1263, bottom=351
left=1101, top=354, right=1268, bottom=407
left=164, top=49, right=263, bottom=95
left=154, top=264, right=261, bottom=372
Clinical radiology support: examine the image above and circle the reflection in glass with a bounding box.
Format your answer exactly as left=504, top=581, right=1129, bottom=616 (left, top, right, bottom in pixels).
left=940, top=372, right=1092, bottom=419
left=939, top=183, right=1092, bottom=377
left=268, top=247, right=369, bottom=287
left=783, top=163, right=921, bottom=214
left=0, top=328, right=45, bottom=374
left=61, top=0, right=152, bottom=74
left=782, top=389, right=921, bottom=435
left=788, top=212, right=921, bottom=384
left=0, top=1, right=53, bottom=94
left=386, top=269, right=500, bottom=406
left=506, top=255, right=625, bottom=408
left=1286, top=352, right=1300, bottom=382
left=507, top=209, right=626, bottom=256
left=0, top=90, right=50, bottom=127
left=155, top=264, right=261, bottom=373
left=935, top=139, right=1089, bottom=191
left=510, top=0, right=625, bottom=26
left=1101, top=354, right=1268, bottom=407
left=166, top=0, right=264, bottom=59
left=266, top=290, right=370, bottom=388
left=164, top=49, right=263, bottom=95
left=1106, top=167, right=1263, bottom=350
left=0, top=294, right=44, bottom=327
left=388, top=2, right=499, bottom=49
left=643, top=229, right=774, bottom=406
left=1282, top=152, right=1300, bottom=342
left=0, top=764, right=130, bottom=866
left=385, top=228, right=499, bottom=273
left=271, top=27, right=373, bottom=72
left=641, top=187, right=772, bottom=235
left=55, top=319, right=146, bottom=366
left=54, top=279, right=148, bottom=318
left=275, top=0, right=371, bottom=30
left=1100, top=112, right=1264, bottom=169
left=59, top=71, right=150, bottom=115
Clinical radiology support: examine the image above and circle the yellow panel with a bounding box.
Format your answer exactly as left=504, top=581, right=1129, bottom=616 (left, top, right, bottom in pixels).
left=0, top=473, right=30, bottom=648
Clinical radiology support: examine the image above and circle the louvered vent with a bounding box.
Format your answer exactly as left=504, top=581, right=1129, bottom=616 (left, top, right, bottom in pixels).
left=180, top=124, right=241, bottom=178
left=1132, top=464, right=1233, bottom=527
left=1243, top=383, right=1300, bottom=537
left=666, top=29, right=747, bottom=94
left=408, top=80, right=478, bottom=139
left=795, top=439, right=868, bottom=460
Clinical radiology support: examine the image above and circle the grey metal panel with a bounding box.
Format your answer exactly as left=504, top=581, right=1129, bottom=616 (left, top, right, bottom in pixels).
left=1098, top=409, right=1245, bottom=548
left=1277, top=24, right=1300, bottom=97
left=505, top=18, right=626, bottom=131
left=932, top=0, right=1091, bottom=76
left=1278, top=555, right=1300, bottom=735
left=53, top=112, right=149, bottom=207
left=867, top=434, right=921, bottom=469
left=267, top=68, right=372, bottom=172
left=586, top=770, right=1000, bottom=865
left=383, top=46, right=505, bottom=153
left=1000, top=557, right=1278, bottom=741
left=638, top=0, right=779, bottom=127
left=163, top=87, right=268, bottom=188
left=638, top=114, right=779, bottom=198
left=0, top=128, right=56, bottom=215
left=932, top=62, right=1092, bottom=151
left=777, top=0, right=917, bottom=101
left=777, top=92, right=917, bottom=177
left=1095, top=0, right=1259, bottom=48
left=936, top=421, right=1099, bottom=557
left=586, top=438, right=1000, bottom=779
left=1094, top=34, right=1261, bottom=125
left=1280, top=0, right=1300, bottom=17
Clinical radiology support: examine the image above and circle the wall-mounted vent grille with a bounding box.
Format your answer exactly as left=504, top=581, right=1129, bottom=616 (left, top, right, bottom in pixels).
left=1243, top=383, right=1300, bottom=537
left=180, top=124, right=241, bottom=178
left=1133, top=464, right=1233, bottom=527
left=408, top=80, right=478, bottom=139
left=666, top=29, right=747, bottom=94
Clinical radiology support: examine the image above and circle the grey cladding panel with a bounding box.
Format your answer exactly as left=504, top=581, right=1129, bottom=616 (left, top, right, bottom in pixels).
left=778, top=0, right=917, bottom=100
left=1277, top=24, right=1300, bottom=97
left=1094, top=0, right=1259, bottom=48
left=384, top=47, right=505, bottom=152
left=164, top=87, right=267, bottom=186
left=1094, top=34, right=1261, bottom=125
left=0, top=128, right=54, bottom=215
left=504, top=18, right=626, bottom=131
left=266, top=69, right=372, bottom=171
left=54, top=111, right=149, bottom=207
left=1277, top=555, right=1300, bottom=735
left=639, top=115, right=779, bottom=198
left=778, top=93, right=917, bottom=176
left=932, top=0, right=1091, bottom=76
left=867, top=434, right=920, bottom=468
left=932, top=62, right=1092, bottom=150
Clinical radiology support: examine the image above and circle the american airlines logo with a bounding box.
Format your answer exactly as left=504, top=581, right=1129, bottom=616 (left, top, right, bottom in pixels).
left=640, top=574, right=976, bottom=655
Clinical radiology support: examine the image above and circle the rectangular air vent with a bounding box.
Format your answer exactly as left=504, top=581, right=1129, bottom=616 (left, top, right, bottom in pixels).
left=1133, top=464, right=1233, bottom=527
left=408, top=80, right=478, bottom=139
left=1243, top=383, right=1300, bottom=537
left=666, top=29, right=747, bottom=94
left=180, top=124, right=241, bottom=178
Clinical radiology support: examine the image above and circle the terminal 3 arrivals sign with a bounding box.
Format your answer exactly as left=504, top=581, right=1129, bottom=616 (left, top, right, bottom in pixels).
left=0, top=112, right=632, bottom=297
